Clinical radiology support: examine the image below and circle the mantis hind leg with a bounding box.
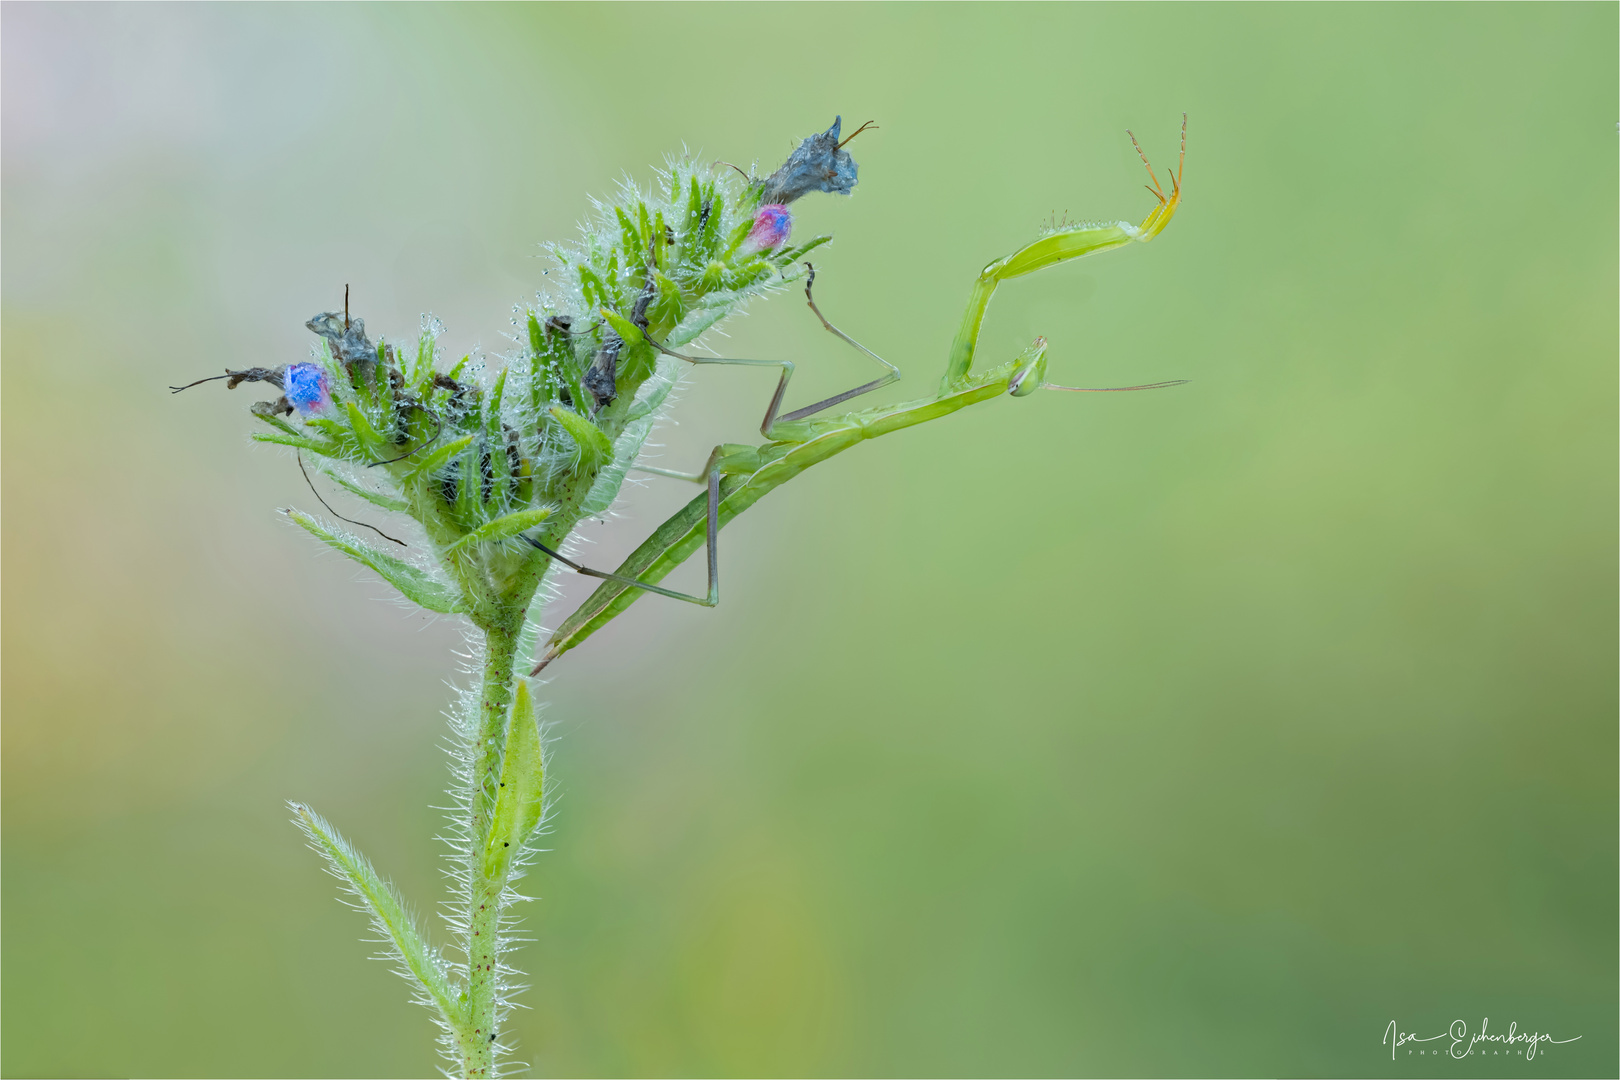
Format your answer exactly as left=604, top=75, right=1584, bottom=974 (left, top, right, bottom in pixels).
left=533, top=443, right=760, bottom=674
left=524, top=465, right=721, bottom=614
left=644, top=262, right=899, bottom=440
left=544, top=267, right=894, bottom=674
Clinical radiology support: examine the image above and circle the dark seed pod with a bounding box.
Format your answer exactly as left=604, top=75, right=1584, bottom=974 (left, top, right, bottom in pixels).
left=583, top=363, right=616, bottom=410
left=306, top=311, right=377, bottom=367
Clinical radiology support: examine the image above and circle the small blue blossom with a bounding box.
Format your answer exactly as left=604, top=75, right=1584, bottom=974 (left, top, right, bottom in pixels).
left=283, top=363, right=333, bottom=415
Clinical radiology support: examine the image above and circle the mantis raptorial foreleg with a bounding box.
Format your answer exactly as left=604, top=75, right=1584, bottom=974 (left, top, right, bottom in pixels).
left=529, top=117, right=1189, bottom=675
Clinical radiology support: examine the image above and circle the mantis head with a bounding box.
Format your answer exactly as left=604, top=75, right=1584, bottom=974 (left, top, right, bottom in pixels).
left=1007, top=337, right=1050, bottom=396
left=1009, top=334, right=1189, bottom=398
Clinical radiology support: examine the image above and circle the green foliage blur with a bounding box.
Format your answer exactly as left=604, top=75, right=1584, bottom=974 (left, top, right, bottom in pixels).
left=3, top=4, right=1613, bottom=1077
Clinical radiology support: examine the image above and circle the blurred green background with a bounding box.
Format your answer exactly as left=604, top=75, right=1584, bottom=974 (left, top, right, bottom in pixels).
left=3, top=4, right=1614, bottom=1077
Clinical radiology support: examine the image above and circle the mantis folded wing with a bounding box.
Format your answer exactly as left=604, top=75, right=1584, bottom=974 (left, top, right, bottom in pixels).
left=531, top=117, right=1188, bottom=674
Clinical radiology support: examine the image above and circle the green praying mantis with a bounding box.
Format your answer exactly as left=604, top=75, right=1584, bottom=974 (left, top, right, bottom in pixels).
left=528, top=114, right=1188, bottom=674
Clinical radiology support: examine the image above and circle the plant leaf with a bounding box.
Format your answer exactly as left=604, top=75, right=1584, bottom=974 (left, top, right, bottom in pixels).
left=404, top=433, right=476, bottom=483
left=287, top=509, right=462, bottom=613
left=316, top=467, right=411, bottom=514
left=290, top=802, right=465, bottom=1030
left=250, top=411, right=304, bottom=438
left=773, top=233, right=832, bottom=267
left=439, top=508, right=553, bottom=557
left=667, top=299, right=732, bottom=347
left=344, top=401, right=388, bottom=455
left=600, top=308, right=644, bottom=346
left=548, top=406, right=611, bottom=468
left=481, top=682, right=545, bottom=881
left=252, top=432, right=342, bottom=457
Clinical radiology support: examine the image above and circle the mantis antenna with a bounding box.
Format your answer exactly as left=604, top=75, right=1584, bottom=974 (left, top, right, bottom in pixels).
left=1043, top=379, right=1190, bottom=392
left=296, top=451, right=407, bottom=546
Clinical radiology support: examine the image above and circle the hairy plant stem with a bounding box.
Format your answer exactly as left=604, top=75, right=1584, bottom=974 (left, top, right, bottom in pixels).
left=464, top=872, right=506, bottom=1078
left=474, top=618, right=522, bottom=831
left=463, top=615, right=523, bottom=1078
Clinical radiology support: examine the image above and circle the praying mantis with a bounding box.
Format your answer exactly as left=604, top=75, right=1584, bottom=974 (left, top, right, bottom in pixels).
left=528, top=114, right=1187, bottom=674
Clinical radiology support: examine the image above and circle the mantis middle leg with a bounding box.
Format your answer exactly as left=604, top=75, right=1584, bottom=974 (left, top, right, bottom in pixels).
left=529, top=265, right=891, bottom=625
left=646, top=262, right=900, bottom=439
left=522, top=463, right=721, bottom=614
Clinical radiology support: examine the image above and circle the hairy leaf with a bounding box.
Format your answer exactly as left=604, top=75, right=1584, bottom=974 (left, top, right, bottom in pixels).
left=290, top=803, right=465, bottom=1031
left=287, top=509, right=463, bottom=613
left=440, top=508, right=553, bottom=557
left=482, top=682, right=545, bottom=881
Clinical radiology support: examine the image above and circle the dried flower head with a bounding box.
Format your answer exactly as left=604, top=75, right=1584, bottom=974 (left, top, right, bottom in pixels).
left=761, top=115, right=863, bottom=204
left=306, top=311, right=376, bottom=366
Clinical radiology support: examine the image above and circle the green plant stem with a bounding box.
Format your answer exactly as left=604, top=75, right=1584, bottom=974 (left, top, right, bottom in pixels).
left=463, top=617, right=523, bottom=1078
left=464, top=873, right=505, bottom=1077
left=474, top=620, right=522, bottom=831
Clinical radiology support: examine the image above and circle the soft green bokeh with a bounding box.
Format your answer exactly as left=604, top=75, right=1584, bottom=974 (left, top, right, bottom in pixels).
left=3, top=4, right=1614, bottom=1077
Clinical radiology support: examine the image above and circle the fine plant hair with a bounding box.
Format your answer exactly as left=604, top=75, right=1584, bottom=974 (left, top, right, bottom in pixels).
left=173, top=114, right=1187, bottom=1078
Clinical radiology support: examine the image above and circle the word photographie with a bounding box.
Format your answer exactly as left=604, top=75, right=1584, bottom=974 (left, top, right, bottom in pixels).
left=1384, top=1018, right=1582, bottom=1062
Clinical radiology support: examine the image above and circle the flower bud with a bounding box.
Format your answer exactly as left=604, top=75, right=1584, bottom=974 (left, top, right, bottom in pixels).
left=283, top=363, right=333, bottom=415
left=743, top=203, right=793, bottom=253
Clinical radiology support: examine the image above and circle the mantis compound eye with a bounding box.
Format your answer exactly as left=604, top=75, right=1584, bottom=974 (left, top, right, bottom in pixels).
left=1007, top=338, right=1049, bottom=397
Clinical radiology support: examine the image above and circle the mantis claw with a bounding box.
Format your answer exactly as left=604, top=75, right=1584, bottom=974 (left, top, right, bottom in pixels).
left=1132, top=112, right=1185, bottom=239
